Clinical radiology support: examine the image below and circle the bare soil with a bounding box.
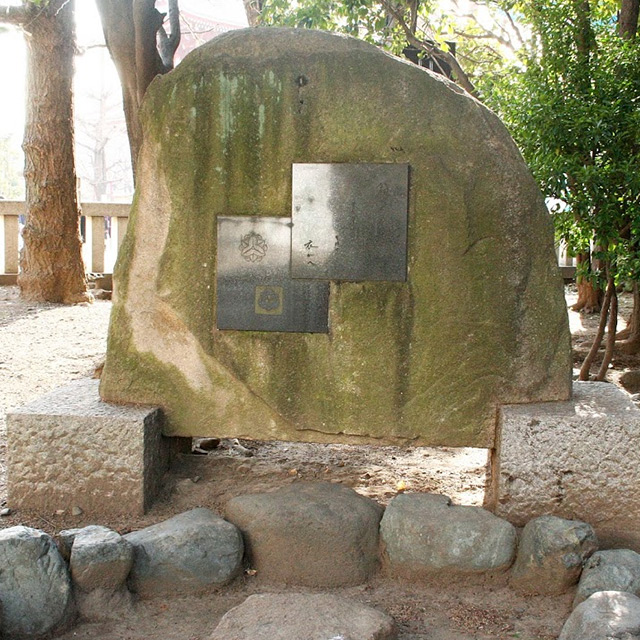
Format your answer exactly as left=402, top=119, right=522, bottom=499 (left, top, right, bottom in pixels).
left=0, top=283, right=635, bottom=639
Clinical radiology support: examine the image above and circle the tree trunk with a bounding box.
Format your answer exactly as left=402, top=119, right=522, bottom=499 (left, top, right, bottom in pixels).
left=95, top=0, right=140, bottom=176
left=19, top=0, right=89, bottom=303
left=579, top=273, right=614, bottom=380
left=243, top=0, right=263, bottom=26
left=571, top=252, right=602, bottom=313
left=596, top=278, right=617, bottom=380
left=620, top=0, right=639, bottom=38
left=96, top=0, right=180, bottom=180
left=617, top=284, right=640, bottom=353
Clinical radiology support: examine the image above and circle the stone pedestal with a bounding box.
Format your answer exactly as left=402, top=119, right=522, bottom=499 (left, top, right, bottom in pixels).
left=7, top=379, right=169, bottom=517
left=486, top=381, right=640, bottom=550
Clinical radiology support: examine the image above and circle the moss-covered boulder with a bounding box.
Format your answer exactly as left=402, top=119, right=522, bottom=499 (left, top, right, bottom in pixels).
left=100, top=27, right=571, bottom=447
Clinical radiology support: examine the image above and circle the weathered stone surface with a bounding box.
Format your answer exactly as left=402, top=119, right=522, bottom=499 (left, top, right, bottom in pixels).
left=380, top=493, right=516, bottom=576
left=620, top=369, right=640, bottom=394
left=209, top=593, right=397, bottom=640
left=100, top=27, right=570, bottom=449
left=76, top=588, right=134, bottom=623
left=510, top=515, right=598, bottom=595
left=488, top=381, right=640, bottom=549
left=559, top=591, right=640, bottom=640
left=574, top=549, right=640, bottom=607
left=0, top=526, right=73, bottom=637
left=70, top=525, right=133, bottom=592
left=125, top=508, right=243, bottom=597
left=57, top=527, right=81, bottom=561
left=225, top=482, right=382, bottom=587
left=7, top=378, right=168, bottom=517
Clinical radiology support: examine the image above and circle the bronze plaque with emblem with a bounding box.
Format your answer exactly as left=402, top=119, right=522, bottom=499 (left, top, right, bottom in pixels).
left=216, top=216, right=329, bottom=333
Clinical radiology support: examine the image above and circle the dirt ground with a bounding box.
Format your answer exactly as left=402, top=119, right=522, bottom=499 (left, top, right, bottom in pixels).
left=0, top=283, right=636, bottom=639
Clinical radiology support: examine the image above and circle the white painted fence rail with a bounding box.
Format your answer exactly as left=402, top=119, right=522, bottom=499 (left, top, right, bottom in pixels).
left=1, top=200, right=576, bottom=283
left=0, top=200, right=130, bottom=284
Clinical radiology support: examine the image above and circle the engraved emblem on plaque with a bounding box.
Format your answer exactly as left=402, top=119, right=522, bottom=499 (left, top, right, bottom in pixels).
left=255, top=285, right=283, bottom=315
left=291, top=163, right=409, bottom=282
left=216, top=216, right=329, bottom=333
left=240, top=231, right=268, bottom=263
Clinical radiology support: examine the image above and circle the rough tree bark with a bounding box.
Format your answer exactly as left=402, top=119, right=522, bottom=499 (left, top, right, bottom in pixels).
left=0, top=0, right=90, bottom=303
left=620, top=0, right=639, bottom=39
left=579, top=272, right=615, bottom=380
left=572, top=251, right=602, bottom=313
left=243, top=0, right=263, bottom=27
left=95, top=0, right=180, bottom=180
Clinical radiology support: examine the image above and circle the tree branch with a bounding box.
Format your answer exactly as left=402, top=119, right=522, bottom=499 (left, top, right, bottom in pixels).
left=157, top=0, right=180, bottom=70
left=454, top=13, right=516, bottom=51
left=382, top=0, right=478, bottom=97
left=243, top=0, right=262, bottom=27
left=0, top=4, right=28, bottom=25
left=409, top=0, right=418, bottom=34
left=503, top=8, right=525, bottom=48
left=133, top=0, right=165, bottom=102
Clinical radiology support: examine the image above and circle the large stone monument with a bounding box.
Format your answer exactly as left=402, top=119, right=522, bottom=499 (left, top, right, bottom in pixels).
left=99, top=27, right=571, bottom=448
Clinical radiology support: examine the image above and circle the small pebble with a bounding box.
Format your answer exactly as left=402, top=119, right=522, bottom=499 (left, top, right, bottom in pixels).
left=0, top=507, right=11, bottom=516
left=198, top=437, right=220, bottom=451
left=71, top=506, right=83, bottom=516
left=55, top=509, right=65, bottom=516
left=191, top=475, right=201, bottom=483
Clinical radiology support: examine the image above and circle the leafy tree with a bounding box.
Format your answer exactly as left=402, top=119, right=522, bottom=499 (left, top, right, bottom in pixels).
left=0, top=0, right=89, bottom=303
left=490, top=0, right=640, bottom=376
left=250, top=0, right=520, bottom=95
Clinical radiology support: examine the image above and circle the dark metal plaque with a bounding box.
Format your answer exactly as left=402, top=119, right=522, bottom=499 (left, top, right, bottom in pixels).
left=291, top=163, right=409, bottom=281
left=216, top=216, right=329, bottom=333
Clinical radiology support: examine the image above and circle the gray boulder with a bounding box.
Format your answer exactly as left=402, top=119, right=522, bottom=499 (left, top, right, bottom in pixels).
left=125, top=508, right=243, bottom=597
left=620, top=370, right=640, bottom=395
left=68, top=525, right=135, bottom=622
left=75, top=588, right=134, bottom=622
left=574, top=549, right=640, bottom=607
left=70, top=525, right=133, bottom=592
left=225, top=482, right=383, bottom=587
left=56, top=527, right=81, bottom=561
left=559, top=591, right=640, bottom=640
left=379, top=493, right=516, bottom=576
left=0, top=526, right=73, bottom=637
left=511, top=515, right=598, bottom=595
left=209, top=593, right=397, bottom=640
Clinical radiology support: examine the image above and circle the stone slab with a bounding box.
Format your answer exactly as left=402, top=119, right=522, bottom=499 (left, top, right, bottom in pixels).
left=487, top=381, right=640, bottom=549
left=209, top=593, right=397, bottom=640
left=7, top=378, right=169, bottom=517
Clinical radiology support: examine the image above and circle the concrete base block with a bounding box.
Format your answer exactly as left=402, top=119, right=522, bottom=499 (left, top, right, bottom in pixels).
left=486, top=381, right=640, bottom=550
left=7, top=379, right=169, bottom=517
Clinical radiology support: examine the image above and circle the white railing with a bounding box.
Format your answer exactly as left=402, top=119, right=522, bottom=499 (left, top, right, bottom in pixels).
left=0, top=200, right=577, bottom=283
left=0, top=200, right=130, bottom=284
left=556, top=241, right=577, bottom=279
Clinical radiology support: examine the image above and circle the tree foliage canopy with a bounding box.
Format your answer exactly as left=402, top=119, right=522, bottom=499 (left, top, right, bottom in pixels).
left=256, top=0, right=524, bottom=95
left=489, top=0, right=640, bottom=288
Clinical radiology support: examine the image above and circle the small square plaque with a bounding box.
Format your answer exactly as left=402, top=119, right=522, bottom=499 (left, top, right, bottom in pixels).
left=291, top=163, right=409, bottom=281
left=216, top=216, right=329, bottom=333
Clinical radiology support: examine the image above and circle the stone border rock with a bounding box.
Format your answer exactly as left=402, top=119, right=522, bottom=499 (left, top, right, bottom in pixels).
left=0, top=484, right=638, bottom=638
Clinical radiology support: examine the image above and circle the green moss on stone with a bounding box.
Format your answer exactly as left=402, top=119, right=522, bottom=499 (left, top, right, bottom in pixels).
left=101, top=28, right=571, bottom=447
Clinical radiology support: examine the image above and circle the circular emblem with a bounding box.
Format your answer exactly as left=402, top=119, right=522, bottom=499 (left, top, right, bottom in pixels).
left=257, top=287, right=281, bottom=312
left=239, top=231, right=268, bottom=263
